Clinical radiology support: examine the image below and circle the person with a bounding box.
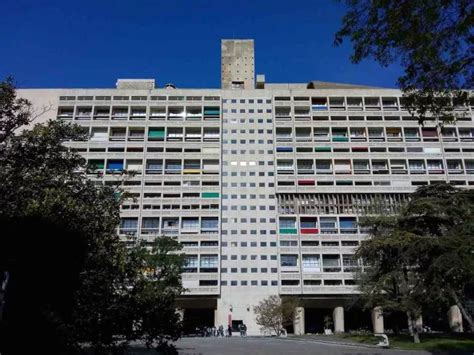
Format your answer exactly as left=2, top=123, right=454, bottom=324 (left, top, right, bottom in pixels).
left=218, top=324, right=224, bottom=337
left=242, top=323, right=247, bottom=337
left=227, top=324, right=232, bottom=337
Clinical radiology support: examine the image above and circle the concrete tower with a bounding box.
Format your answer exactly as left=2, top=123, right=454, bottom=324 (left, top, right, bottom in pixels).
left=221, top=39, right=255, bottom=89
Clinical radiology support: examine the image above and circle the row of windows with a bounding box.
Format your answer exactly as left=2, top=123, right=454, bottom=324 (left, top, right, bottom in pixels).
left=224, top=139, right=273, bottom=145
left=276, top=179, right=473, bottom=188
left=221, top=206, right=276, bottom=212
left=59, top=95, right=221, bottom=102
left=101, top=180, right=219, bottom=187
left=276, top=158, right=474, bottom=175
left=82, top=126, right=220, bottom=143
left=223, top=99, right=272, bottom=104
left=122, top=204, right=219, bottom=211
left=119, top=217, right=218, bottom=236
left=275, top=146, right=474, bottom=154
left=221, top=267, right=277, bottom=273
left=278, top=216, right=361, bottom=235
left=224, top=118, right=272, bottom=124
left=275, top=126, right=474, bottom=143
left=223, top=108, right=272, bottom=114
left=72, top=146, right=220, bottom=154
left=221, top=280, right=278, bottom=286
left=221, top=252, right=277, bottom=259
left=87, top=158, right=219, bottom=175
left=275, top=114, right=473, bottom=122
left=58, top=105, right=221, bottom=121
left=274, top=95, right=473, bottom=111
left=221, top=228, right=276, bottom=235
left=222, top=194, right=275, bottom=200
left=280, top=254, right=358, bottom=273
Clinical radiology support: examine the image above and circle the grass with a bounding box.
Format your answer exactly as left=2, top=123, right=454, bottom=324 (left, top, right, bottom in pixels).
left=340, top=333, right=474, bottom=352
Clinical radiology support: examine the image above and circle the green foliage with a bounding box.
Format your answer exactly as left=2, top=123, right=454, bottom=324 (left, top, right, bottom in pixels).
left=357, top=183, right=474, bottom=337
left=0, top=77, right=185, bottom=354
left=0, top=76, right=32, bottom=143
left=335, top=0, right=473, bottom=125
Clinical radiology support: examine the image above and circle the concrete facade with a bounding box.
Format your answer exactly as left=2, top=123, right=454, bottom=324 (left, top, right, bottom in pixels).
left=17, top=39, right=474, bottom=335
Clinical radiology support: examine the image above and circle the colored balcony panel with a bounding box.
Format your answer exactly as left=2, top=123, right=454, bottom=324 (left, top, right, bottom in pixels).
left=276, top=146, right=293, bottom=153
left=107, top=160, right=124, bottom=172
left=332, top=136, right=349, bottom=142
left=202, top=192, right=220, bottom=198
left=298, top=180, right=315, bottom=186
left=300, top=228, right=319, bottom=234
left=148, top=128, right=165, bottom=140
left=352, top=147, right=368, bottom=152
left=279, top=228, right=298, bottom=234
left=88, top=159, right=105, bottom=171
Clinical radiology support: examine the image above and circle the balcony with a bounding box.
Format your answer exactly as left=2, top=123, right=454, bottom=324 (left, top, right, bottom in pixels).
left=203, top=107, right=220, bottom=120
left=329, top=97, right=345, bottom=111
left=311, top=97, right=328, bottom=111
left=112, top=108, right=128, bottom=119
left=150, top=107, right=166, bottom=120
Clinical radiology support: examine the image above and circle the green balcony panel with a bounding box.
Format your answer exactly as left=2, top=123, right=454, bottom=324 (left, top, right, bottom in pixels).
left=279, top=228, right=298, bottom=234
left=337, top=180, right=353, bottom=185
left=202, top=192, right=220, bottom=198
left=89, top=160, right=104, bottom=169
left=314, top=147, right=331, bottom=152
left=332, top=136, right=349, bottom=142
left=148, top=128, right=165, bottom=138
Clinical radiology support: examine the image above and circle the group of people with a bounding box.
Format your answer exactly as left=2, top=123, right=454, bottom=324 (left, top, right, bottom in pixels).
left=194, top=323, right=247, bottom=337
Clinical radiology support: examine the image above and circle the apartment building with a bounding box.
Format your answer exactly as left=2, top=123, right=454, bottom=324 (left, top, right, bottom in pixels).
left=18, top=39, right=474, bottom=335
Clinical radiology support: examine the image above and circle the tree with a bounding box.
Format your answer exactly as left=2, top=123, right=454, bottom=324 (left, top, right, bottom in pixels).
left=127, top=237, right=185, bottom=352
left=357, top=183, right=474, bottom=343
left=254, top=296, right=298, bottom=336
left=0, top=77, right=185, bottom=354
left=0, top=76, right=32, bottom=143
left=335, top=0, right=473, bottom=125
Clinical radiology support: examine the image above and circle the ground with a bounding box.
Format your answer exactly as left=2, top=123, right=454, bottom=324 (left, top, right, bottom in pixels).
left=127, top=336, right=461, bottom=355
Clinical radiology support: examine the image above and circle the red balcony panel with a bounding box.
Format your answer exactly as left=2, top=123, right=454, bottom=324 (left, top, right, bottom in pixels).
left=301, top=228, right=319, bottom=234
left=298, top=179, right=315, bottom=186
left=352, top=147, right=368, bottom=152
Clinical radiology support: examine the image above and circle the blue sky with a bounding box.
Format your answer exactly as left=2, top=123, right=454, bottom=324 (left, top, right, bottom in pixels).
left=0, top=0, right=402, bottom=89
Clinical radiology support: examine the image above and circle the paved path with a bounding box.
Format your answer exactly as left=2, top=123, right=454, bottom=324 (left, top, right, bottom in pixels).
left=161, top=336, right=431, bottom=355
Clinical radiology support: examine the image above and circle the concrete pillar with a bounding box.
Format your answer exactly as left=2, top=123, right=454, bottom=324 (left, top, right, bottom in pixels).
left=448, top=305, right=463, bottom=332
left=371, top=307, right=384, bottom=334
left=293, top=307, right=305, bottom=335
left=333, top=306, right=345, bottom=333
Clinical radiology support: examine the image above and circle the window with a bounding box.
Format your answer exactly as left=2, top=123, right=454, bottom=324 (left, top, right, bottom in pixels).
left=280, top=254, right=298, bottom=267
left=184, top=255, right=198, bottom=272
left=302, top=255, right=321, bottom=272
left=200, top=255, right=218, bottom=271
left=322, top=255, right=341, bottom=272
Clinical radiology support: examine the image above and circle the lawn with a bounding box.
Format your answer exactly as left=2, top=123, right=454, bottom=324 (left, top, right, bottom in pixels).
left=340, top=333, right=474, bottom=352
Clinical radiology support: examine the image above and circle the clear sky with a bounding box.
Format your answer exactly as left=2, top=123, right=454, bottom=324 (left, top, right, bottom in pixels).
left=0, top=0, right=403, bottom=89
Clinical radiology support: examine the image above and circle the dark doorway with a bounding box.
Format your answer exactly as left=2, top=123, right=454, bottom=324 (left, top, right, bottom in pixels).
left=183, top=308, right=214, bottom=335
left=231, top=320, right=243, bottom=332
left=345, top=307, right=372, bottom=332
left=384, top=311, right=408, bottom=333
left=304, top=308, right=333, bottom=334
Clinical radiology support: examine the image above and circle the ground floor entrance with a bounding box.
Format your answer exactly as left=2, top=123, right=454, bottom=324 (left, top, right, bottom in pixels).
left=176, top=297, right=218, bottom=335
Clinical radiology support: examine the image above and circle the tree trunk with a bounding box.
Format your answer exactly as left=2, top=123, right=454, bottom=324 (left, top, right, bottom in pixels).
left=413, top=331, right=420, bottom=344
left=407, top=312, right=421, bottom=343
left=451, top=291, right=474, bottom=332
